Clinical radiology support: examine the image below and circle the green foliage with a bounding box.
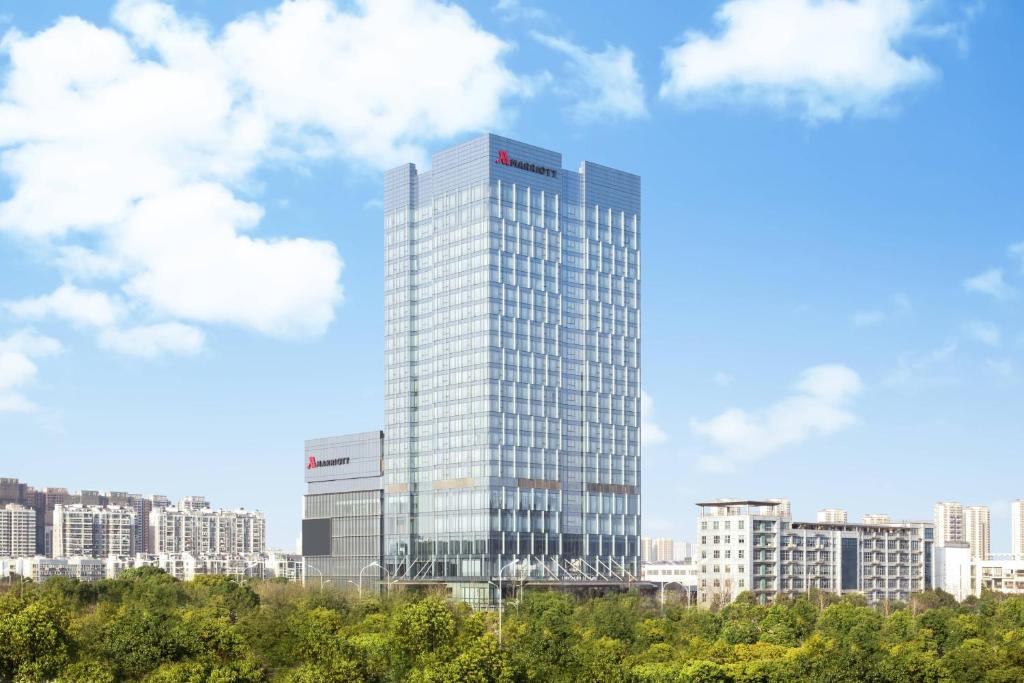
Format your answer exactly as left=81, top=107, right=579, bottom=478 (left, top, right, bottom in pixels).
left=1, top=573, right=1022, bottom=681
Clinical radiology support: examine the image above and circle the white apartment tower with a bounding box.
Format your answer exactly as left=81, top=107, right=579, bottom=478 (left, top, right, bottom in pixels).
left=817, top=509, right=848, bottom=524
left=767, top=499, right=792, bottom=520
left=151, top=501, right=266, bottom=555
left=964, top=506, right=990, bottom=561
left=53, top=504, right=135, bottom=558
left=0, top=504, right=36, bottom=557
left=1013, top=501, right=1024, bottom=559
left=934, top=502, right=965, bottom=546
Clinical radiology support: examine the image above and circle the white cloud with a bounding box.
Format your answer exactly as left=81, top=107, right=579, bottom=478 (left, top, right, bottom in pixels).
left=713, top=371, right=734, bottom=388
left=494, top=0, right=546, bottom=21
left=0, top=329, right=63, bottom=357
left=118, top=183, right=341, bottom=337
left=963, top=268, right=1015, bottom=299
left=641, top=390, right=668, bottom=447
left=0, top=0, right=530, bottom=344
left=5, top=284, right=122, bottom=328
left=1010, top=242, right=1024, bottom=272
left=691, top=364, right=861, bottom=471
left=852, top=310, right=886, bottom=328
left=855, top=291, right=915, bottom=327
left=660, top=0, right=937, bottom=121
left=885, top=338, right=957, bottom=388
left=985, top=358, right=1014, bottom=380
left=98, top=322, right=204, bottom=358
left=0, top=329, right=62, bottom=411
left=962, top=320, right=1001, bottom=347
left=533, top=32, right=646, bottom=122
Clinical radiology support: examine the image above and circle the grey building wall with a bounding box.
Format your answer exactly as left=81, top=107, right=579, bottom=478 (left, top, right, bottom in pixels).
left=302, top=431, right=384, bottom=592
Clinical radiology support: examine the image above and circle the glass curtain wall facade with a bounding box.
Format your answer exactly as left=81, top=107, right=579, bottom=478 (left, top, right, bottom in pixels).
left=383, top=134, right=641, bottom=597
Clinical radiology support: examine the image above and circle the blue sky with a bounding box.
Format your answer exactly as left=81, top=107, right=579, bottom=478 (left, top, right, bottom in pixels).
left=1, top=0, right=1022, bottom=551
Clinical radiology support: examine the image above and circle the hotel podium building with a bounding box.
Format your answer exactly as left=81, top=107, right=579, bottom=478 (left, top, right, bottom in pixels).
left=380, top=134, right=642, bottom=603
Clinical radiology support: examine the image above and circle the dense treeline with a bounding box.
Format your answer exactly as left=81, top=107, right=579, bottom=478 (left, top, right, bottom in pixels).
left=1, top=569, right=1023, bottom=682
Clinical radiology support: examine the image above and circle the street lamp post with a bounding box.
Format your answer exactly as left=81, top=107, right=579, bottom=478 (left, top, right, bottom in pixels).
left=305, top=561, right=326, bottom=592
left=659, top=581, right=690, bottom=615
left=496, top=559, right=520, bottom=648
left=360, top=561, right=395, bottom=598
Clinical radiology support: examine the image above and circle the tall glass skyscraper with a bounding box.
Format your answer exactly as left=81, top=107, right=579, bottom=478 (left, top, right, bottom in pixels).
left=383, top=134, right=640, bottom=603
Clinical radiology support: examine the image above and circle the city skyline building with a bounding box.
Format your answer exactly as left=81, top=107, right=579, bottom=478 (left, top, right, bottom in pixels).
left=964, top=505, right=991, bottom=561
left=150, top=500, right=265, bottom=556
left=302, top=431, right=385, bottom=592
left=0, top=504, right=36, bottom=557
left=934, top=501, right=965, bottom=547
left=817, top=508, right=848, bottom=524
left=697, top=500, right=935, bottom=607
left=53, top=504, right=135, bottom=558
left=863, top=514, right=892, bottom=525
left=766, top=498, right=792, bottom=520
left=383, top=134, right=641, bottom=603
left=1012, top=501, right=1024, bottom=559
left=640, top=536, right=676, bottom=563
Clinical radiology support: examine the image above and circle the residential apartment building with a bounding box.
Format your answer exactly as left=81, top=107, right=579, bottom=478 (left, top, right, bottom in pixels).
left=863, top=514, right=891, bottom=525
left=150, top=500, right=265, bottom=555
left=0, top=504, right=36, bottom=557
left=934, top=501, right=989, bottom=561
left=383, top=134, right=641, bottom=603
left=52, top=504, right=135, bottom=558
left=964, top=505, right=991, bottom=561
left=817, top=509, right=848, bottom=524
left=696, top=500, right=934, bottom=607
left=1012, top=501, right=1024, bottom=559
left=934, top=502, right=965, bottom=546
left=672, top=541, right=694, bottom=562
left=767, top=499, right=791, bottom=520
left=641, top=536, right=675, bottom=562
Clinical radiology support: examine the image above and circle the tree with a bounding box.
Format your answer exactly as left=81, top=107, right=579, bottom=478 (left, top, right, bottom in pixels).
left=0, top=599, right=72, bottom=681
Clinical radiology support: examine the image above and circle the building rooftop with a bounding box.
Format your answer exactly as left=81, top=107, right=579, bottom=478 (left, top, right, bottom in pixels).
left=695, top=500, right=779, bottom=507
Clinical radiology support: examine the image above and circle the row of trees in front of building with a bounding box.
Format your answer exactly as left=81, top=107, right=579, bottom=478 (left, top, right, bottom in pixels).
left=1, top=570, right=1023, bottom=681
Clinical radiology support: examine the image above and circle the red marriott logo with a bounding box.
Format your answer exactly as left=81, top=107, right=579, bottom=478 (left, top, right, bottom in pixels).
left=495, top=149, right=557, bottom=177
left=306, top=455, right=350, bottom=469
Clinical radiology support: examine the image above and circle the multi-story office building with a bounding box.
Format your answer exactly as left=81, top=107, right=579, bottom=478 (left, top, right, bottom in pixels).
left=696, top=500, right=934, bottom=607
left=302, top=431, right=384, bottom=592
left=383, top=134, right=641, bottom=603
left=1012, top=501, right=1024, bottom=559
left=964, top=505, right=990, bottom=561
left=150, top=500, right=265, bottom=555
left=52, top=504, right=135, bottom=558
left=934, top=501, right=965, bottom=546
left=817, top=509, right=848, bottom=524
left=0, top=504, right=36, bottom=557
left=863, top=514, right=891, bottom=525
